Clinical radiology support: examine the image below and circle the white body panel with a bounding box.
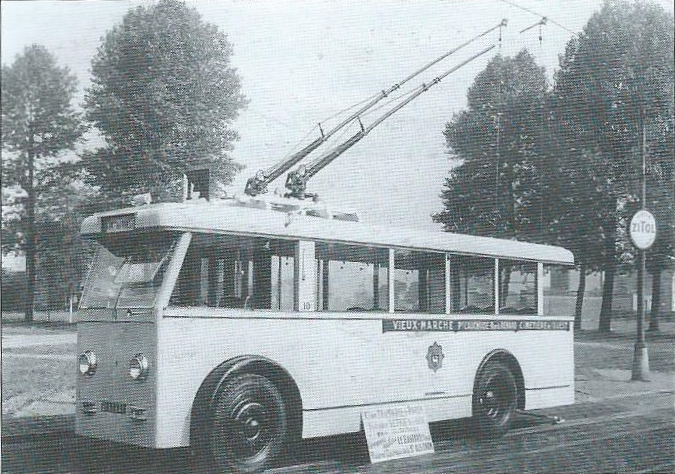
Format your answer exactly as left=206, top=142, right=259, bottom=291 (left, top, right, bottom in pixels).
left=155, top=308, right=574, bottom=448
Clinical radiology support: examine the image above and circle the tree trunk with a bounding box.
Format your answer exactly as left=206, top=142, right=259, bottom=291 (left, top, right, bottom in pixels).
left=598, top=265, right=615, bottom=333
left=648, top=264, right=662, bottom=332
left=574, top=263, right=586, bottom=331
left=598, top=228, right=616, bottom=333
left=24, top=145, right=36, bottom=322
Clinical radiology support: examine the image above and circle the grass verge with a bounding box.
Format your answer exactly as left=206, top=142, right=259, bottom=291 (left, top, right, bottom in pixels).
left=1, top=356, right=74, bottom=417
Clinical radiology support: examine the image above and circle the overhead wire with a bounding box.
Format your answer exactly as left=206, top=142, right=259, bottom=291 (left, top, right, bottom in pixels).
left=302, top=17, right=510, bottom=143
left=278, top=124, right=320, bottom=162
left=507, top=3, right=553, bottom=241
left=321, top=91, right=382, bottom=124
left=271, top=21, right=507, bottom=185
left=493, top=18, right=506, bottom=227
left=317, top=117, right=362, bottom=155
left=256, top=20, right=507, bottom=198
left=301, top=44, right=498, bottom=181
left=276, top=93, right=379, bottom=162
left=247, top=108, right=294, bottom=129
left=496, top=0, right=575, bottom=34
left=314, top=39, right=500, bottom=163
left=361, top=87, right=420, bottom=121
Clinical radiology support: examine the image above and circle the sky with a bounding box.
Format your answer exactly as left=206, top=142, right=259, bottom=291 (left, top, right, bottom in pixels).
left=2, top=0, right=673, bottom=236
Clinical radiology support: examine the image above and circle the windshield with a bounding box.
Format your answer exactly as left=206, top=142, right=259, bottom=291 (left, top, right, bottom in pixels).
left=80, top=235, right=176, bottom=309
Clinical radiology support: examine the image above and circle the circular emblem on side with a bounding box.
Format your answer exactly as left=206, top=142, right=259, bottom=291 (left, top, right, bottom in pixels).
left=426, top=342, right=444, bottom=372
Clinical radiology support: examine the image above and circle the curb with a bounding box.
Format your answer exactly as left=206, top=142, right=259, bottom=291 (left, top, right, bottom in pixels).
left=1, top=414, right=74, bottom=440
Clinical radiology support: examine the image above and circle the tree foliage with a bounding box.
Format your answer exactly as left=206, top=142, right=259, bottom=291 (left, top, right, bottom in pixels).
left=2, top=46, right=83, bottom=164
left=552, top=0, right=674, bottom=331
left=2, top=44, right=85, bottom=321
left=435, top=1, right=673, bottom=332
left=433, top=50, right=548, bottom=241
left=83, top=0, right=247, bottom=205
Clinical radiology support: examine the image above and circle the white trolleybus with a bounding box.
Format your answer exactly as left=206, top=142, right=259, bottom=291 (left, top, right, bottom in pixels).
left=76, top=21, right=573, bottom=472
left=76, top=194, right=575, bottom=472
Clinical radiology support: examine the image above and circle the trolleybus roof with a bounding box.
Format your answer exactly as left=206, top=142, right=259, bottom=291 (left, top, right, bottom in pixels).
left=81, top=200, right=574, bottom=265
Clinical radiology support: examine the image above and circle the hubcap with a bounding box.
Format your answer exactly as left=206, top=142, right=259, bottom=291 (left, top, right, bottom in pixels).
left=209, top=377, right=285, bottom=472
left=236, top=401, right=265, bottom=443
left=480, top=376, right=512, bottom=421
left=231, top=399, right=271, bottom=456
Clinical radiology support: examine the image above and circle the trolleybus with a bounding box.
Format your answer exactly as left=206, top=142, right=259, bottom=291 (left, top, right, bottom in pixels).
left=76, top=194, right=574, bottom=472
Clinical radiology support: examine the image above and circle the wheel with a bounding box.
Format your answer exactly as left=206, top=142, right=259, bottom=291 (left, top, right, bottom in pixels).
left=472, top=361, right=517, bottom=438
left=203, top=373, right=289, bottom=473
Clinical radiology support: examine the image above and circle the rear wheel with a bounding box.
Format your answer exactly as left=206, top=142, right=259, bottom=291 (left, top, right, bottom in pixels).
left=472, top=361, right=517, bottom=438
left=203, top=373, right=289, bottom=473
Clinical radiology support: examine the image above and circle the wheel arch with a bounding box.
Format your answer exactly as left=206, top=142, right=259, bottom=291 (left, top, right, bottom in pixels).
left=473, top=349, right=525, bottom=410
left=189, top=355, right=303, bottom=447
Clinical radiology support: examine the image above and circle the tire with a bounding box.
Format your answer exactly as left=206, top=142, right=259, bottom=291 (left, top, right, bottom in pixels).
left=472, top=361, right=517, bottom=438
left=202, top=373, right=289, bottom=473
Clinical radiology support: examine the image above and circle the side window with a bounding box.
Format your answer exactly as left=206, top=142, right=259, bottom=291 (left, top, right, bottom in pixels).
left=169, top=235, right=295, bottom=310
left=498, top=260, right=537, bottom=314
left=271, top=254, right=295, bottom=311
left=542, top=264, right=570, bottom=316
left=394, top=250, right=445, bottom=313
left=315, top=243, right=389, bottom=312
left=449, top=255, right=495, bottom=313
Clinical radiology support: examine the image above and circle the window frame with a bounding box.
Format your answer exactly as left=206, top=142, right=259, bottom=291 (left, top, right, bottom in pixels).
left=161, top=232, right=546, bottom=318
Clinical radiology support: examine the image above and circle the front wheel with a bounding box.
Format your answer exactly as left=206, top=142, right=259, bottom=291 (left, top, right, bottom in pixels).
left=472, top=361, right=517, bottom=438
left=201, top=373, right=289, bottom=473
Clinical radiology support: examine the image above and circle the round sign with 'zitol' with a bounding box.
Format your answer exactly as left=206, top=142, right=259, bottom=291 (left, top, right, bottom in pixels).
left=629, top=209, right=657, bottom=250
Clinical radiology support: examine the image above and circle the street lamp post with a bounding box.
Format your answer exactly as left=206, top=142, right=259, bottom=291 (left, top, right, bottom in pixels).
left=629, top=112, right=654, bottom=382
left=632, top=242, right=649, bottom=381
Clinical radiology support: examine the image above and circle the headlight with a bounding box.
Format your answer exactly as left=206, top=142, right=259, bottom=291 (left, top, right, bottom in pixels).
left=78, top=351, right=97, bottom=376
left=128, top=354, right=149, bottom=380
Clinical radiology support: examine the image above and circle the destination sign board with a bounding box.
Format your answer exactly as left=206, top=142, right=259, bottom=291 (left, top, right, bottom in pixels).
left=362, top=405, right=434, bottom=463
left=382, top=318, right=570, bottom=333
left=101, top=213, right=136, bottom=233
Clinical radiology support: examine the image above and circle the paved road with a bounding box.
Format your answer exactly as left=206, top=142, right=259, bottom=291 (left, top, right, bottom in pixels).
left=2, top=391, right=673, bottom=473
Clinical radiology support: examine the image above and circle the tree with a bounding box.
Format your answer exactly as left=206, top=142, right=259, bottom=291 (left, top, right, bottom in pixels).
left=1, top=267, right=26, bottom=312
left=646, top=111, right=675, bottom=331
left=434, top=50, right=549, bottom=242
left=544, top=144, right=608, bottom=330
left=83, top=0, right=247, bottom=207
left=33, top=179, right=98, bottom=315
left=552, top=0, right=674, bottom=332
left=434, top=50, right=550, bottom=303
left=2, top=44, right=85, bottom=321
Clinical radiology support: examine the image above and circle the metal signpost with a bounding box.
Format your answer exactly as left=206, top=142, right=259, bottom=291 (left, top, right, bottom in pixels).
left=629, top=209, right=656, bottom=381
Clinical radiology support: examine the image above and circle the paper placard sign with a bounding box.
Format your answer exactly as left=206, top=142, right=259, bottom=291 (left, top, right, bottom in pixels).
left=362, top=405, right=434, bottom=463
